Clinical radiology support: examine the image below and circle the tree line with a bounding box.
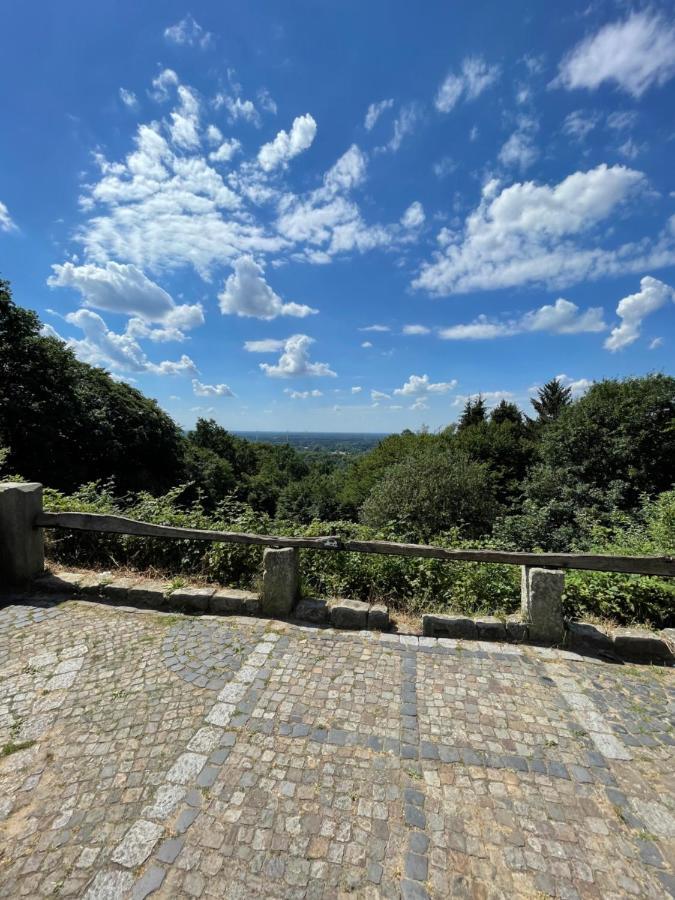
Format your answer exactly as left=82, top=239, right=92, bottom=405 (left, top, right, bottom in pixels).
left=2, top=278, right=674, bottom=556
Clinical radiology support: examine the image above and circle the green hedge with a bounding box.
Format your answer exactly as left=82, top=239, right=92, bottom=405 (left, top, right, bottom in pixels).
left=40, top=482, right=674, bottom=628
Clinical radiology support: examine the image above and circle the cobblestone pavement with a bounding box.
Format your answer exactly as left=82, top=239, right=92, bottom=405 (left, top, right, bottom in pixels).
left=0, top=598, right=673, bottom=899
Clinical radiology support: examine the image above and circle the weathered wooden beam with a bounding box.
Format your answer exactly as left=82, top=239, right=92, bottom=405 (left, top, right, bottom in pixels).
left=34, top=511, right=675, bottom=577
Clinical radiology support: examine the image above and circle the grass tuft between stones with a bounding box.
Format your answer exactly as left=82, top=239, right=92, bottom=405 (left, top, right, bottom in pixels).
left=1, top=739, right=36, bottom=757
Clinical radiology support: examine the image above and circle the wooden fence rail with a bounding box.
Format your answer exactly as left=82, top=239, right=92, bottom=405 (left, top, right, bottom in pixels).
left=35, top=511, right=675, bottom=577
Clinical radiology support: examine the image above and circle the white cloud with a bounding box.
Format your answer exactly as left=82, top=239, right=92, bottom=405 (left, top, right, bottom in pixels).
left=360, top=324, right=390, bottom=332
left=192, top=379, right=234, bottom=397
left=649, top=337, right=664, bottom=350
left=393, top=374, right=457, bottom=397
left=364, top=99, right=394, bottom=130
left=57, top=308, right=198, bottom=376
left=413, top=164, right=657, bottom=295
left=361, top=341, right=373, bottom=349
left=604, top=276, right=674, bottom=351
left=498, top=116, right=538, bottom=171
left=433, top=156, right=457, bottom=179
left=376, top=103, right=420, bottom=153
left=607, top=111, right=638, bottom=131
left=410, top=398, right=429, bottom=411
left=617, top=138, right=644, bottom=160
left=218, top=256, right=317, bottom=319
left=371, top=390, right=390, bottom=403
left=258, top=114, right=317, bottom=171
left=285, top=388, right=323, bottom=399
left=555, top=12, right=675, bottom=98
left=170, top=85, right=200, bottom=149
left=439, top=298, right=606, bottom=340
left=402, top=324, right=431, bottom=335
left=258, top=334, right=336, bottom=378
left=401, top=201, right=425, bottom=229
left=47, top=261, right=204, bottom=337
left=351, top=386, right=362, bottom=394
left=435, top=56, right=500, bottom=113
left=243, top=338, right=286, bottom=353
left=164, top=14, right=212, bottom=49
left=452, top=390, right=515, bottom=408
left=151, top=68, right=179, bottom=102
left=119, top=88, right=138, bottom=110
left=206, top=124, right=222, bottom=145
left=0, top=200, right=16, bottom=232
left=215, top=94, right=261, bottom=127
left=209, top=138, right=241, bottom=163
left=555, top=374, right=592, bottom=397
left=562, top=110, right=600, bottom=140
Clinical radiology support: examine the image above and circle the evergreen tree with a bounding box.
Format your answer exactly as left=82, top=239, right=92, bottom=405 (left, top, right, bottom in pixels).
left=530, top=378, right=572, bottom=424
left=490, top=400, right=522, bottom=426
left=458, top=395, right=487, bottom=429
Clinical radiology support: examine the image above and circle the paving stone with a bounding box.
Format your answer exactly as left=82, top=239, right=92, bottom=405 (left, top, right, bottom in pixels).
left=475, top=616, right=507, bottom=641
left=293, top=597, right=329, bottom=624
left=368, top=603, right=390, bottom=631
left=612, top=627, right=674, bottom=662
left=1, top=594, right=673, bottom=899
left=566, top=621, right=614, bottom=654
left=169, top=587, right=216, bottom=612
left=422, top=614, right=477, bottom=639
left=329, top=598, right=369, bottom=629
left=209, top=588, right=259, bottom=616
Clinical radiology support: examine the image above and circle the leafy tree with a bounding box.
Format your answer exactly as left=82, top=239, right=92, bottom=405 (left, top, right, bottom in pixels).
left=530, top=378, right=572, bottom=424
left=453, top=415, right=534, bottom=507
left=360, top=445, right=499, bottom=541
left=0, top=279, right=183, bottom=493
left=458, top=395, right=487, bottom=430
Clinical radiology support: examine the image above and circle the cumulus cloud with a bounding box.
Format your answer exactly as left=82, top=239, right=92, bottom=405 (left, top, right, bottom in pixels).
left=0, top=200, right=16, bottom=232
left=370, top=390, right=390, bottom=403
left=393, top=374, right=457, bottom=397
left=413, top=164, right=655, bottom=295
left=192, top=379, right=234, bottom=397
left=170, top=85, right=200, bottom=149
left=119, top=88, right=138, bottom=110
left=47, top=261, right=204, bottom=337
left=164, top=14, right=212, bottom=48
left=364, top=99, right=394, bottom=130
left=402, top=324, right=431, bottom=335
left=439, top=298, right=606, bottom=340
left=258, top=334, right=336, bottom=378
left=452, top=390, right=515, bottom=408
left=361, top=341, right=373, bottom=349
left=435, top=56, right=500, bottom=113
left=401, top=201, right=425, bottom=229
left=208, top=138, right=241, bottom=163
left=359, top=324, right=389, bottom=332
left=151, top=68, right=179, bottom=102
left=604, top=276, right=674, bottom=351
left=284, top=389, right=323, bottom=399
left=55, top=308, right=198, bottom=376
left=258, top=114, right=317, bottom=171
left=555, top=12, right=675, bottom=98
left=351, top=386, right=363, bottom=394
left=218, top=256, right=318, bottom=319
left=528, top=375, right=591, bottom=399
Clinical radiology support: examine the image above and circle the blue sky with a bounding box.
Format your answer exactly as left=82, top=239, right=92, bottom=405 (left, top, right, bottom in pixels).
left=1, top=0, right=674, bottom=433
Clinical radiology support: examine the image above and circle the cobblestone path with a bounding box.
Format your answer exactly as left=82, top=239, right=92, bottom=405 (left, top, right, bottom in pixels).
left=0, top=598, right=673, bottom=898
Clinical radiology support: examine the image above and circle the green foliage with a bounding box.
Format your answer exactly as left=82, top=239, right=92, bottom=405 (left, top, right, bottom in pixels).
left=360, top=446, right=500, bottom=541
left=0, top=280, right=184, bottom=494
left=458, top=395, right=487, bottom=429
left=530, top=377, right=572, bottom=424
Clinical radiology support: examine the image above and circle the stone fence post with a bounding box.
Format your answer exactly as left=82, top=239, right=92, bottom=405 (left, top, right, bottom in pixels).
left=261, top=547, right=299, bottom=617
left=521, top=566, right=565, bottom=644
left=0, top=482, right=45, bottom=587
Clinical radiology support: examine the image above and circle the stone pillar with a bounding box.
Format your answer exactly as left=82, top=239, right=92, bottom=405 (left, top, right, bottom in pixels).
left=521, top=566, right=565, bottom=644
left=0, top=482, right=45, bottom=587
left=261, top=547, right=299, bottom=617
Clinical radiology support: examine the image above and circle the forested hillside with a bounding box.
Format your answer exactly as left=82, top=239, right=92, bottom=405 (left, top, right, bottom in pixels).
left=2, top=280, right=674, bottom=626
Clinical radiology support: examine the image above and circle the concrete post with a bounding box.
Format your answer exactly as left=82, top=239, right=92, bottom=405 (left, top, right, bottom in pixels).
left=261, top=547, right=299, bottom=617
left=521, top=566, right=565, bottom=644
left=0, top=482, right=45, bottom=587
